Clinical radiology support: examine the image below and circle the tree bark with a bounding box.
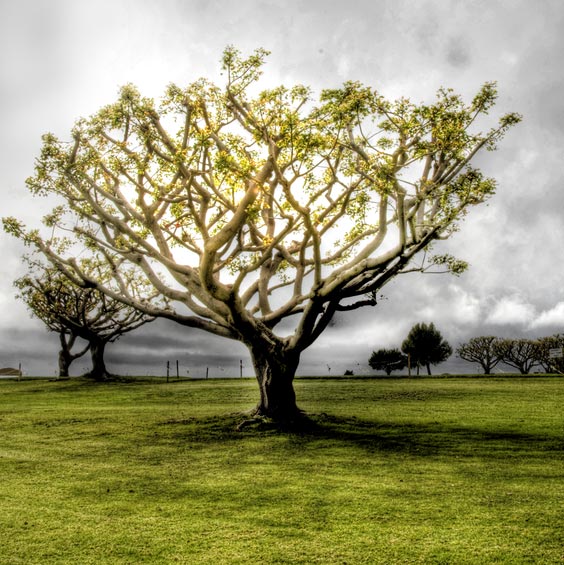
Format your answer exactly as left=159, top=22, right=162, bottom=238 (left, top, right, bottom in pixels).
left=248, top=341, right=302, bottom=423
left=85, top=339, right=110, bottom=381
left=58, top=331, right=89, bottom=377
left=58, top=349, right=71, bottom=377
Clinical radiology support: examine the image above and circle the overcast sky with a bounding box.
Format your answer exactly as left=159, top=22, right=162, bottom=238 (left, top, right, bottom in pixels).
left=1, top=0, right=563, bottom=377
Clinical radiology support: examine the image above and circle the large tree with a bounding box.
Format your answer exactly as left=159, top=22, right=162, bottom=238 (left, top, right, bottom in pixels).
left=456, top=335, right=503, bottom=375
left=401, top=322, right=452, bottom=375
left=3, top=48, right=520, bottom=421
left=15, top=259, right=155, bottom=380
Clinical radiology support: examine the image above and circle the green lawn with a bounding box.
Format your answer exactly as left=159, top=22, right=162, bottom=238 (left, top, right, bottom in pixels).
left=1, top=376, right=563, bottom=564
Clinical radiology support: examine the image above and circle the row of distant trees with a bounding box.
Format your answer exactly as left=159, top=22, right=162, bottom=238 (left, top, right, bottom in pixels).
left=457, top=335, right=564, bottom=375
left=369, top=323, right=564, bottom=375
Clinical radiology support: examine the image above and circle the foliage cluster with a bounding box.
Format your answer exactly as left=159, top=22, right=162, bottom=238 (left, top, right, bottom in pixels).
left=369, top=347, right=407, bottom=375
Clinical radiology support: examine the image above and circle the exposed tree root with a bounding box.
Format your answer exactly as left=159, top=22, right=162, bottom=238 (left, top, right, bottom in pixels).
left=236, top=406, right=316, bottom=432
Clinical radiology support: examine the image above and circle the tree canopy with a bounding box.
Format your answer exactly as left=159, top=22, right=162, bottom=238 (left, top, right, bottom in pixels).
left=493, top=338, right=541, bottom=375
left=15, top=258, right=156, bottom=379
left=536, top=335, right=564, bottom=374
left=369, top=348, right=407, bottom=375
left=401, top=322, right=452, bottom=375
left=3, top=47, right=521, bottom=421
left=456, top=335, right=502, bottom=375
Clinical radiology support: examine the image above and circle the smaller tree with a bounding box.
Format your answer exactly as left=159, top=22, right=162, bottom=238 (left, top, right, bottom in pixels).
left=401, top=322, right=452, bottom=375
left=456, top=336, right=502, bottom=374
left=16, top=270, right=90, bottom=377
left=535, top=335, right=564, bottom=374
left=369, top=348, right=408, bottom=375
left=493, top=338, right=541, bottom=375
left=15, top=258, right=157, bottom=380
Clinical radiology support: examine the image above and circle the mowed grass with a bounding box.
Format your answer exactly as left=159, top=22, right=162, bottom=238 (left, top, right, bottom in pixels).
left=1, top=377, right=564, bottom=564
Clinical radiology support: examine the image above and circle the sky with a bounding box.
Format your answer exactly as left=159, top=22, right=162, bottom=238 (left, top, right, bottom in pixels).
left=0, top=0, right=563, bottom=377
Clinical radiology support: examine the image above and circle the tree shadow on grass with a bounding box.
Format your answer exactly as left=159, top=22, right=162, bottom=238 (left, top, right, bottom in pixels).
left=159, top=411, right=564, bottom=460
left=305, top=413, right=564, bottom=458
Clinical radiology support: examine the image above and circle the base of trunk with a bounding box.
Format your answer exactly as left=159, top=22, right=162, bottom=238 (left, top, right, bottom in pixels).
left=82, top=369, right=114, bottom=381
left=253, top=388, right=302, bottom=423
left=237, top=406, right=313, bottom=432
left=249, top=341, right=302, bottom=425
left=84, top=340, right=111, bottom=381
left=252, top=403, right=306, bottom=423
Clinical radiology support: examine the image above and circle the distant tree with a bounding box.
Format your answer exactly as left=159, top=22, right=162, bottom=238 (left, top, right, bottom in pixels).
left=3, top=47, right=520, bottom=422
left=456, top=336, right=502, bottom=374
left=16, top=268, right=89, bottom=377
left=535, top=335, right=564, bottom=374
left=401, top=322, right=452, bottom=375
left=493, top=338, right=541, bottom=375
left=15, top=259, right=156, bottom=380
left=369, top=348, right=407, bottom=375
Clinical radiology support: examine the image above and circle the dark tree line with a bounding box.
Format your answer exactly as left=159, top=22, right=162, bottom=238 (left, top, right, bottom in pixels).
left=370, top=328, right=564, bottom=376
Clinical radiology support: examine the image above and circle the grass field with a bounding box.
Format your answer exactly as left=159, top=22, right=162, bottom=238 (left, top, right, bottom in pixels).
left=1, top=376, right=563, bottom=564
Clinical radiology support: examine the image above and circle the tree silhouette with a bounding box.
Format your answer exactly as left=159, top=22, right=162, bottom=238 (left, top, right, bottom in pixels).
left=15, top=259, right=155, bottom=380
left=401, top=322, right=452, bottom=375
left=536, top=335, right=564, bottom=374
left=16, top=269, right=89, bottom=377
left=493, top=338, right=541, bottom=375
left=369, top=348, right=407, bottom=375
left=457, top=336, right=502, bottom=374
left=4, top=47, right=520, bottom=421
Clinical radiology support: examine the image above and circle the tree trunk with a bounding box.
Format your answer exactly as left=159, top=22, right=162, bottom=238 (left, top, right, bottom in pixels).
left=426, top=363, right=432, bottom=376
left=85, top=339, right=110, bottom=381
left=248, top=341, right=302, bottom=423
left=58, top=331, right=73, bottom=377
left=58, top=332, right=89, bottom=378
left=58, top=349, right=71, bottom=377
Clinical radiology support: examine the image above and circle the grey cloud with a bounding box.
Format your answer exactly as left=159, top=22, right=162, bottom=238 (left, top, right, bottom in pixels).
left=446, top=36, right=471, bottom=68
